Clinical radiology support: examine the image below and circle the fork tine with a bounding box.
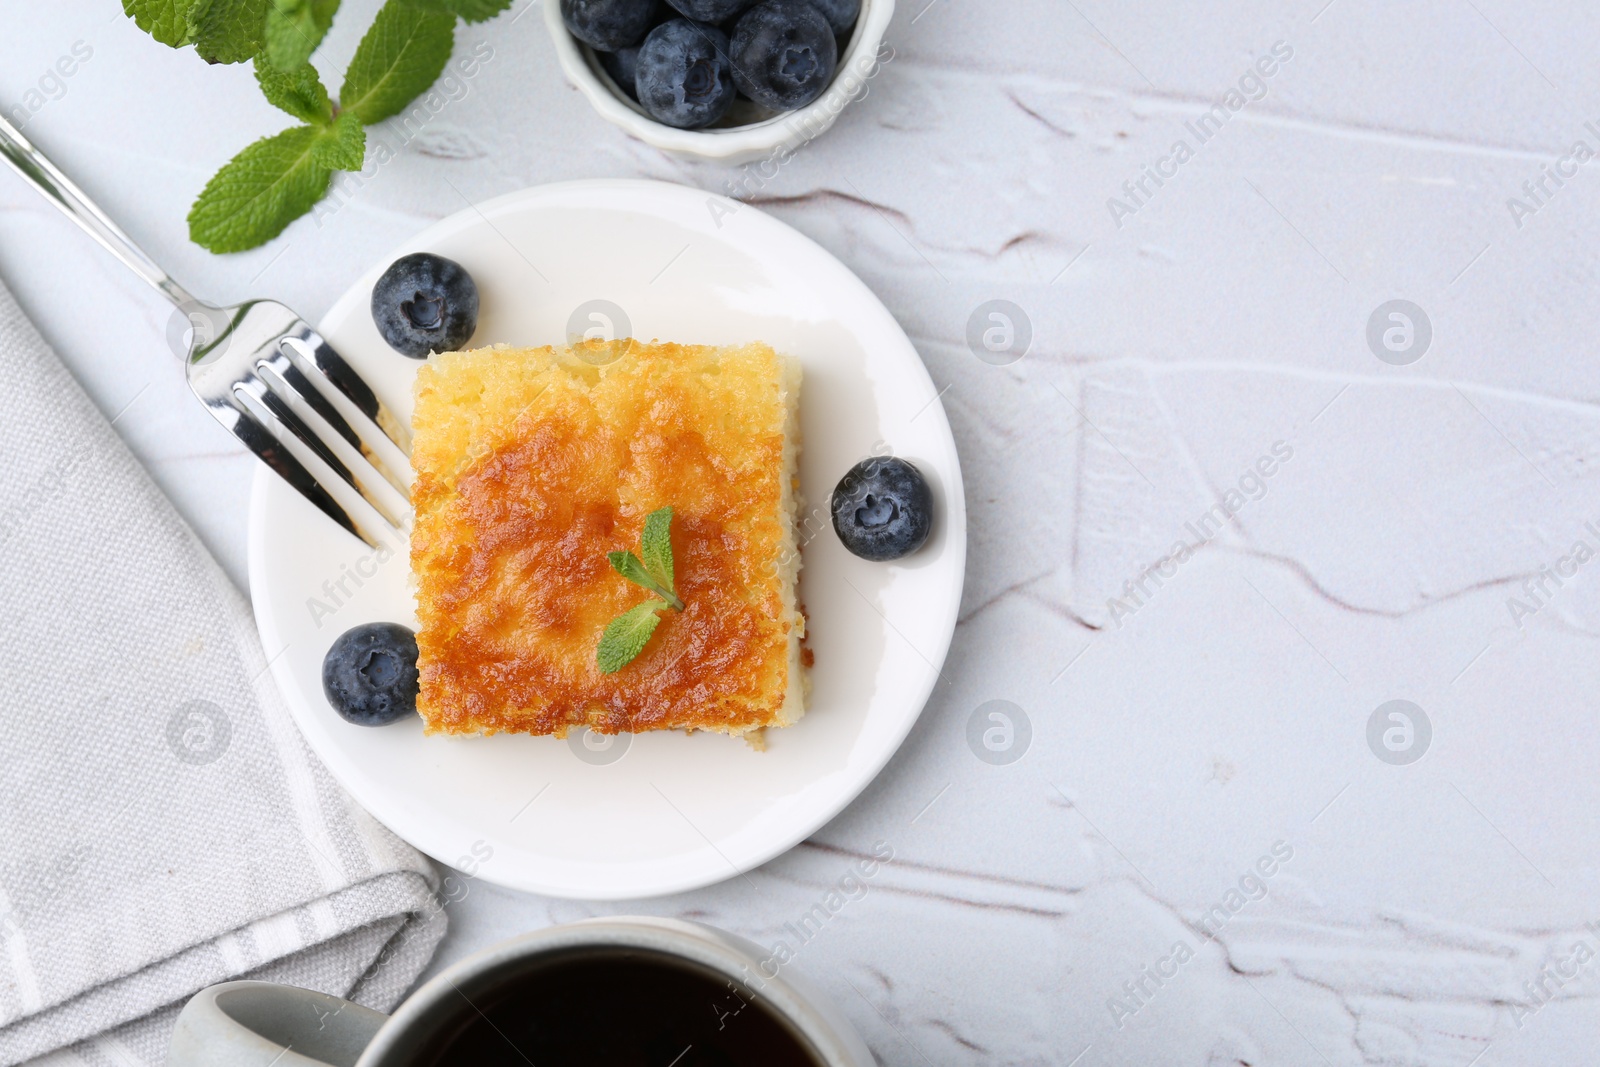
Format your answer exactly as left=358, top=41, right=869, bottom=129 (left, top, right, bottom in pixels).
left=253, top=357, right=410, bottom=525
left=226, top=384, right=404, bottom=551
left=236, top=367, right=410, bottom=532
left=280, top=329, right=413, bottom=454
left=205, top=393, right=376, bottom=548
left=270, top=346, right=413, bottom=501
left=183, top=299, right=416, bottom=548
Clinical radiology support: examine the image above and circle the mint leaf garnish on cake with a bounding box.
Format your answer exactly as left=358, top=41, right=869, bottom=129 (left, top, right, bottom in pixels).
left=597, top=507, right=684, bottom=673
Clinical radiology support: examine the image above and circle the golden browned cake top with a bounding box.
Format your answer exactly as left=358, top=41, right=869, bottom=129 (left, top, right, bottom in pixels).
left=410, top=339, right=800, bottom=737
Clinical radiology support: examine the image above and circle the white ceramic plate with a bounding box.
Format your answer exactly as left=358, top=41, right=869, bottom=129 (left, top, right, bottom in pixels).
left=248, top=180, right=964, bottom=899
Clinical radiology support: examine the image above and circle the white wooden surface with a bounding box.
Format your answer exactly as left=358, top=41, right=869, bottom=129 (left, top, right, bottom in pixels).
left=6, top=1, right=1600, bottom=1062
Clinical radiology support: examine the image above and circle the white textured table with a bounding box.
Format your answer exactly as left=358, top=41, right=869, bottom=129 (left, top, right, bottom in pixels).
left=6, top=1, right=1599, bottom=1063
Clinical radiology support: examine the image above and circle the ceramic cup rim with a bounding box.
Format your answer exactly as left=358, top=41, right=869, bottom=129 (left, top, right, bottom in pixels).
left=357, top=916, right=865, bottom=1066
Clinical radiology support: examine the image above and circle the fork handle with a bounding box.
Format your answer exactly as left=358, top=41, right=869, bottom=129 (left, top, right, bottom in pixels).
left=0, top=110, right=197, bottom=310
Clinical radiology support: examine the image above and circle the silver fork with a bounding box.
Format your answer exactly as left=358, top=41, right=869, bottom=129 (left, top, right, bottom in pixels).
left=0, top=112, right=412, bottom=549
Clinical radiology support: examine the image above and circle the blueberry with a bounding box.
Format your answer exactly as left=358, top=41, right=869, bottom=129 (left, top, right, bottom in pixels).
left=600, top=44, right=643, bottom=99
left=831, top=457, right=933, bottom=561
left=635, top=18, right=737, bottom=129
left=371, top=252, right=479, bottom=359
left=664, top=0, right=753, bottom=21
left=561, top=0, right=660, bottom=50
left=806, top=0, right=859, bottom=35
left=731, top=0, right=837, bottom=111
left=322, top=622, right=419, bottom=726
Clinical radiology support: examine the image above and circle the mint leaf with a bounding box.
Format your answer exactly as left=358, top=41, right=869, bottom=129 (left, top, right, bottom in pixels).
left=640, top=506, right=675, bottom=593
left=340, top=0, right=455, bottom=125
left=124, top=0, right=199, bottom=47
left=188, top=0, right=270, bottom=63
left=608, top=550, right=656, bottom=590
left=406, top=0, right=515, bottom=23
left=254, top=55, right=333, bottom=123
left=597, top=601, right=664, bottom=674
left=265, top=0, right=340, bottom=70
left=596, top=506, right=687, bottom=668
left=312, top=110, right=366, bottom=169
left=187, top=125, right=336, bottom=252
left=608, top=550, right=683, bottom=610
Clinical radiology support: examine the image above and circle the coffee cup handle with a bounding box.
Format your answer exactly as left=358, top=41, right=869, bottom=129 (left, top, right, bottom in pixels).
left=167, top=981, right=389, bottom=1067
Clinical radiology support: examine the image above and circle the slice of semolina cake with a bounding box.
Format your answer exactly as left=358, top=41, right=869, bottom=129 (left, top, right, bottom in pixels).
left=410, top=339, right=804, bottom=739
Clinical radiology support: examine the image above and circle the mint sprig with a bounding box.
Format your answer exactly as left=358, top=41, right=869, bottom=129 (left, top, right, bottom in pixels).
left=123, top=0, right=509, bottom=253
left=597, top=507, right=684, bottom=674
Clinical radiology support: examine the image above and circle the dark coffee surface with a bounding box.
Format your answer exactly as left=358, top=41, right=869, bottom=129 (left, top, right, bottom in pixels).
left=428, top=950, right=820, bottom=1067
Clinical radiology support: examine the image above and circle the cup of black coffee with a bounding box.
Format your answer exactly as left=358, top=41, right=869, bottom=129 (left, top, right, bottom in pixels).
left=167, top=917, right=873, bottom=1066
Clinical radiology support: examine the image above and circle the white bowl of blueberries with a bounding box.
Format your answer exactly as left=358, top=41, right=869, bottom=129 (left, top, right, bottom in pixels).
left=546, top=0, right=892, bottom=163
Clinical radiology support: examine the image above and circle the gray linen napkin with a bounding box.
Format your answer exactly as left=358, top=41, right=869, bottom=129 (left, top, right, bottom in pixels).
left=0, top=278, right=445, bottom=1067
